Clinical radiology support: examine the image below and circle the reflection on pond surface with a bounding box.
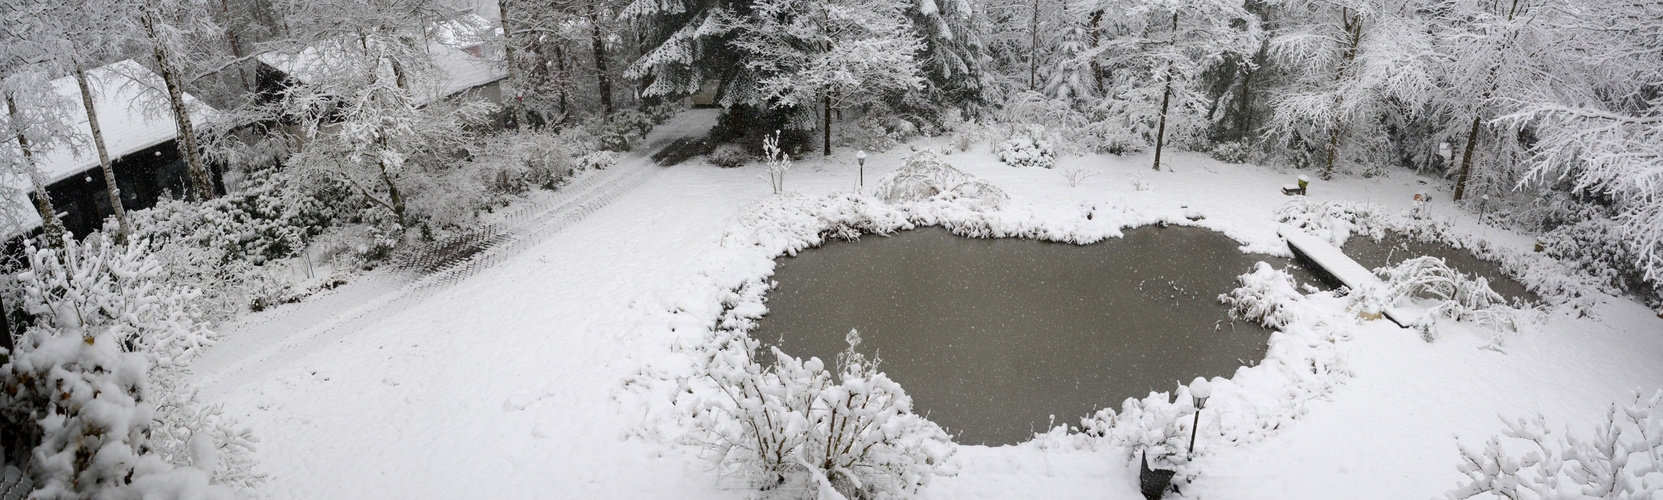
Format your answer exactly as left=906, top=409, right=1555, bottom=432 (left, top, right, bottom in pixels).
left=756, top=226, right=1319, bottom=446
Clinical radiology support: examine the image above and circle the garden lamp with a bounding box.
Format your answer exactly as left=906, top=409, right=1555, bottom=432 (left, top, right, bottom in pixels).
left=1188, top=377, right=1212, bottom=455
left=856, top=150, right=867, bottom=188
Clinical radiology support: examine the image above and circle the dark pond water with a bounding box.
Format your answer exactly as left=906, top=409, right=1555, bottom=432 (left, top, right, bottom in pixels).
left=755, top=226, right=1320, bottom=446
left=1341, top=232, right=1538, bottom=305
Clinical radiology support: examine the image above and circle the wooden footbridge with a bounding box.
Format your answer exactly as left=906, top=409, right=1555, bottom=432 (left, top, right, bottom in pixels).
left=1281, top=227, right=1427, bottom=328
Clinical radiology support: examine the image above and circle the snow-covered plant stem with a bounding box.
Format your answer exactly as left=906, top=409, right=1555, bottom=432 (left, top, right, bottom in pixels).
left=761, top=131, right=792, bottom=195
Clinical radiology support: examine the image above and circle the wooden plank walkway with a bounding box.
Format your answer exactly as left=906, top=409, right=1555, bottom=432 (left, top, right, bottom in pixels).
left=1280, top=226, right=1427, bottom=328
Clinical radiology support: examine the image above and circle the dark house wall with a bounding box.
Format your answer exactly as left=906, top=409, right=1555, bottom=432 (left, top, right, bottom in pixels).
left=41, top=140, right=197, bottom=238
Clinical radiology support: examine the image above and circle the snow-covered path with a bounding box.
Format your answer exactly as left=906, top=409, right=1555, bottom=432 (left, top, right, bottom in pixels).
left=195, top=110, right=757, bottom=498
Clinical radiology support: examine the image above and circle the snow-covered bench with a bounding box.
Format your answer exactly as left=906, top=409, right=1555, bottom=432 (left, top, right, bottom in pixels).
left=1280, top=226, right=1427, bottom=328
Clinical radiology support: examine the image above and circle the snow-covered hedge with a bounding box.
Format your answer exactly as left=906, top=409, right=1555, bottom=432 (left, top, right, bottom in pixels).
left=1449, top=390, right=1663, bottom=499
left=0, top=235, right=257, bottom=498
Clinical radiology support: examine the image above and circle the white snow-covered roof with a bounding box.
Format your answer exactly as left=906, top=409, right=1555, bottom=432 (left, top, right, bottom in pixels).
left=2, top=59, right=216, bottom=235
left=258, top=38, right=507, bottom=107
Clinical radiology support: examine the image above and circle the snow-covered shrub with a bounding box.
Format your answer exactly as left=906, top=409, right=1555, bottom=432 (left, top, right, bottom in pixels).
left=590, top=110, right=659, bottom=152
left=1274, top=199, right=1382, bottom=247
left=996, top=126, right=1057, bottom=168
left=131, top=169, right=329, bottom=267
left=1058, top=163, right=1099, bottom=188
left=871, top=150, right=1008, bottom=210
left=0, top=235, right=251, bottom=498
left=707, top=143, right=752, bottom=168
left=1076, top=121, right=1148, bottom=156
left=1209, top=141, right=1254, bottom=164
left=1448, top=390, right=1663, bottom=500
left=126, top=169, right=341, bottom=317
left=1219, top=262, right=1307, bottom=329
left=837, top=116, right=901, bottom=153
left=761, top=132, right=791, bottom=195
left=1356, top=256, right=1521, bottom=339
left=577, top=151, right=618, bottom=171
left=1540, top=216, right=1662, bottom=307
left=685, top=330, right=953, bottom=499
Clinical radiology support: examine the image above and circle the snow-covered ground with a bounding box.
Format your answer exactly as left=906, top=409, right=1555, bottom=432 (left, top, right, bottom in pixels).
left=195, top=118, right=1663, bottom=498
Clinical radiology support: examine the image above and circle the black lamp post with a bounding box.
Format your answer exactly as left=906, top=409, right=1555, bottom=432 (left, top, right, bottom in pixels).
left=856, top=150, right=867, bottom=189
left=1188, top=377, right=1212, bottom=455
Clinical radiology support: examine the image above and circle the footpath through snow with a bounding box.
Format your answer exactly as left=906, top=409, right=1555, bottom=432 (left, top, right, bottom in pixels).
left=196, top=117, right=1663, bottom=499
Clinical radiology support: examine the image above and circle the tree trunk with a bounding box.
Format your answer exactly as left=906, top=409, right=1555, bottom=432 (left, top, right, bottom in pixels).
left=1453, top=115, right=1482, bottom=201
left=823, top=92, right=832, bottom=156
left=73, top=67, right=132, bottom=241
left=220, top=0, right=250, bottom=92
left=6, top=92, right=67, bottom=244
left=1089, top=10, right=1105, bottom=95
left=380, top=160, right=406, bottom=226
left=1028, top=0, right=1040, bottom=90
left=141, top=0, right=215, bottom=201
left=1151, top=12, right=1178, bottom=171
left=1322, top=10, right=1364, bottom=181
left=1152, top=72, right=1173, bottom=171
left=498, top=0, right=529, bottom=129
left=555, top=44, right=570, bottom=119
left=590, top=7, right=614, bottom=115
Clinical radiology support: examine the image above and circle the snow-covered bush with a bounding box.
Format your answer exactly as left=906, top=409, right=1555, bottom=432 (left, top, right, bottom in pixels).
left=996, top=126, right=1057, bottom=168
left=0, top=235, right=252, bottom=498
left=1539, top=216, right=1661, bottom=307
left=577, top=151, right=618, bottom=172
left=1208, top=141, right=1255, bottom=164
left=1356, top=256, right=1521, bottom=339
left=1076, top=121, right=1148, bottom=156
left=1219, top=262, right=1307, bottom=329
left=685, top=330, right=953, bottom=499
left=1058, top=163, right=1099, bottom=188
left=837, top=116, right=902, bottom=153
left=589, top=110, right=663, bottom=152
left=873, top=150, right=1008, bottom=210
left=761, top=132, right=792, bottom=195
left=708, top=143, right=752, bottom=168
left=1448, top=390, right=1663, bottom=500
left=131, top=169, right=329, bottom=267
left=1273, top=199, right=1381, bottom=247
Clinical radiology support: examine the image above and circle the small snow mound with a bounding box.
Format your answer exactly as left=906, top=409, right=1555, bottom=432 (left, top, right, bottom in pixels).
left=871, top=150, right=1008, bottom=210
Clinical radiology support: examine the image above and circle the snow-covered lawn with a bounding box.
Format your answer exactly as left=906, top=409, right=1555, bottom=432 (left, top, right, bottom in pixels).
left=196, top=126, right=1663, bottom=498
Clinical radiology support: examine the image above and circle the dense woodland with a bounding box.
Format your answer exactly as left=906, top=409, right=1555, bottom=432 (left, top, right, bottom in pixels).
left=0, top=0, right=1660, bottom=496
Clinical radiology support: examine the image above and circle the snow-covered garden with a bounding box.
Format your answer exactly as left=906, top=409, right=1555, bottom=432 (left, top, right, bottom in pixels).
left=2, top=0, right=1662, bottom=498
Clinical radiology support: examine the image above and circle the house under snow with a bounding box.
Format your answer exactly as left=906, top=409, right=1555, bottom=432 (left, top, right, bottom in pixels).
left=3, top=59, right=218, bottom=241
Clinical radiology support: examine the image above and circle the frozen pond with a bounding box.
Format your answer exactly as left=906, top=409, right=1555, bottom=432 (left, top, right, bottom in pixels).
left=755, top=226, right=1319, bottom=446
